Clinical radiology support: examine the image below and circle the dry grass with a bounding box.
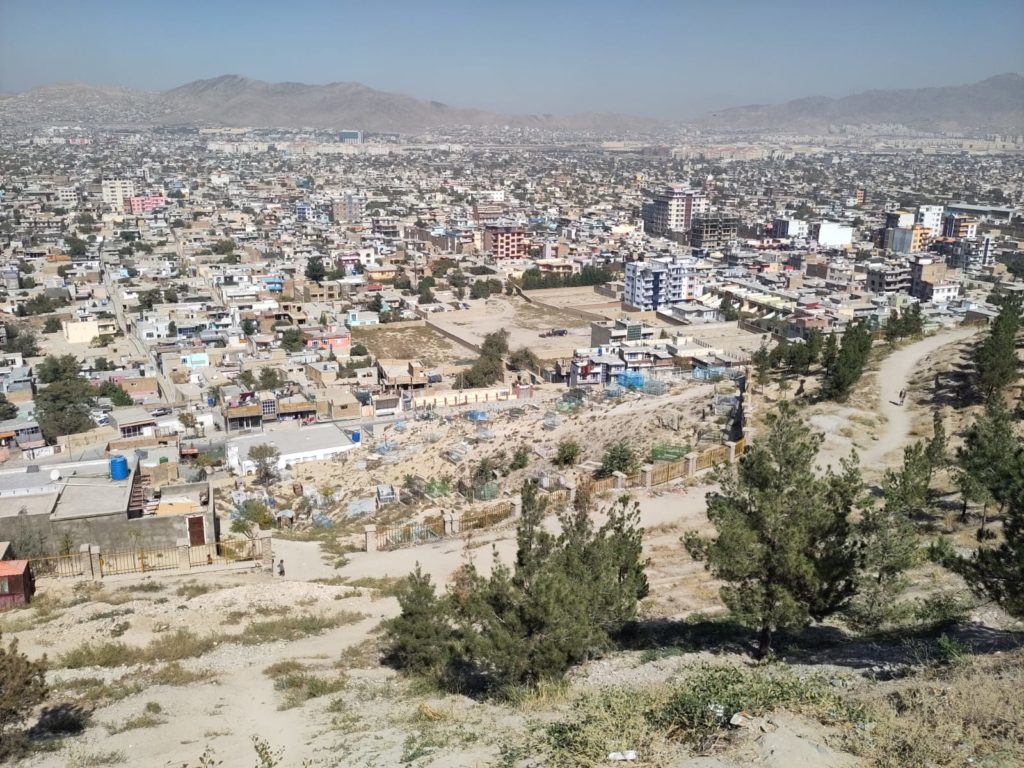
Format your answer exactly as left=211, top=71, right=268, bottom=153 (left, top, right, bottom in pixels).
left=843, top=649, right=1024, bottom=767
left=104, top=711, right=165, bottom=734
left=273, top=671, right=349, bottom=709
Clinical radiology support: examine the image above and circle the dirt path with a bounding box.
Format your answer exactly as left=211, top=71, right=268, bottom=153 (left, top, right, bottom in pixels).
left=860, top=327, right=978, bottom=470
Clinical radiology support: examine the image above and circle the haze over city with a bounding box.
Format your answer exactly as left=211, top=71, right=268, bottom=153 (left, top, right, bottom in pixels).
left=2, top=0, right=1024, bottom=118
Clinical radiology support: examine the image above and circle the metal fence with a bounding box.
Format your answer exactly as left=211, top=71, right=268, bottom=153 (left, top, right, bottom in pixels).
left=377, top=518, right=444, bottom=550
left=99, top=547, right=178, bottom=576
left=459, top=502, right=514, bottom=533
left=27, top=553, right=84, bottom=579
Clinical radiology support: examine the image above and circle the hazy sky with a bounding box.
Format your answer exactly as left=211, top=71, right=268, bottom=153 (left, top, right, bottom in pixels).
left=2, top=0, right=1022, bottom=119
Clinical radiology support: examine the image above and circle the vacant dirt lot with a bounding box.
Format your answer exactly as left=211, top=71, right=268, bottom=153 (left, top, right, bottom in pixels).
left=352, top=324, right=475, bottom=366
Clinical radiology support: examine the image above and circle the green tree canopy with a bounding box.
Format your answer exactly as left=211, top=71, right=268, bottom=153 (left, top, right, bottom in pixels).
left=685, top=403, right=861, bottom=657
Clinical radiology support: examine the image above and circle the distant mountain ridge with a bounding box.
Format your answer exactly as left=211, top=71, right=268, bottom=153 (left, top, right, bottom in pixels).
left=694, top=74, right=1024, bottom=133
left=0, top=74, right=656, bottom=133
left=0, top=73, right=1021, bottom=133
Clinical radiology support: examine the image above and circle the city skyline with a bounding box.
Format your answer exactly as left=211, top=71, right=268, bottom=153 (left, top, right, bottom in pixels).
left=2, top=0, right=1023, bottom=120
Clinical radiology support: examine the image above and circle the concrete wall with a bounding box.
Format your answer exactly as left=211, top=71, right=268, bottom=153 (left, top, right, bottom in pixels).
left=0, top=507, right=217, bottom=556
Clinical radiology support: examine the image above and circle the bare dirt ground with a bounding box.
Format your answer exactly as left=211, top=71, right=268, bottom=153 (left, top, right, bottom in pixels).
left=351, top=324, right=475, bottom=366
left=427, top=296, right=592, bottom=360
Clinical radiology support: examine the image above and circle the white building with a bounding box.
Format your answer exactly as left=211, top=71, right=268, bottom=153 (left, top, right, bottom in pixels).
left=101, top=178, right=136, bottom=212
left=642, top=184, right=708, bottom=237
left=816, top=221, right=853, bottom=248
left=917, top=205, right=944, bottom=238
left=624, top=255, right=704, bottom=311
left=226, top=424, right=360, bottom=475
left=772, top=217, right=809, bottom=239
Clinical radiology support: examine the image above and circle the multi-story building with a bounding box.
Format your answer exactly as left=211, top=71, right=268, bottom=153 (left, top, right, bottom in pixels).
left=623, top=255, right=703, bottom=311
left=814, top=221, right=854, bottom=248
left=916, top=205, right=944, bottom=237
left=124, top=195, right=165, bottom=215
left=909, top=256, right=958, bottom=303
left=689, top=213, right=739, bottom=250
left=772, top=218, right=809, bottom=239
left=942, top=214, right=978, bottom=240
left=642, top=183, right=707, bottom=237
left=482, top=224, right=527, bottom=259
left=885, top=210, right=916, bottom=230
left=866, top=263, right=912, bottom=294
left=891, top=224, right=930, bottom=254
left=101, top=178, right=136, bottom=211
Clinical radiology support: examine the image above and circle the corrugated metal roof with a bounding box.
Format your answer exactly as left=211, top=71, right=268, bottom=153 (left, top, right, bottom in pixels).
left=0, top=560, right=29, bottom=577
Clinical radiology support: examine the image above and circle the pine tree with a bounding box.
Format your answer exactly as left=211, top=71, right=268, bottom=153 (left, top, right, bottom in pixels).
left=925, top=410, right=947, bottom=486
left=685, top=403, right=860, bottom=658
left=821, top=321, right=872, bottom=401
left=883, top=441, right=932, bottom=521
left=846, top=490, right=920, bottom=631
left=975, top=295, right=1021, bottom=398
left=0, top=633, right=48, bottom=760
left=821, top=332, right=839, bottom=376
left=382, top=566, right=454, bottom=677
left=949, top=448, right=1024, bottom=617
left=957, top=397, right=1018, bottom=531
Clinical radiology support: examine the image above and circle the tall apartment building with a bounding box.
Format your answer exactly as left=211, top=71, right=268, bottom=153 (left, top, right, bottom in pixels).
left=623, top=255, right=703, bottom=311
left=482, top=225, right=527, bottom=259
left=891, top=225, right=930, bottom=254
left=641, top=184, right=707, bottom=237
left=101, top=178, right=136, bottom=211
left=942, top=214, right=978, bottom=240
left=689, top=213, right=738, bottom=250
left=916, top=205, right=944, bottom=237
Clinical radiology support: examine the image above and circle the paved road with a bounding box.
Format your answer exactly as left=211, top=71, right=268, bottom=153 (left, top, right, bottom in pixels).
left=860, top=326, right=978, bottom=469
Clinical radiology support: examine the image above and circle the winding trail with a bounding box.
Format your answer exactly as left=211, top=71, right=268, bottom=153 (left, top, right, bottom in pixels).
left=859, top=326, right=978, bottom=470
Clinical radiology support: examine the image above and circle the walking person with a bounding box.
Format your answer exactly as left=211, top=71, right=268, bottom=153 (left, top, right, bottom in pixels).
left=899, top=389, right=906, bottom=406
left=277, top=559, right=285, bottom=577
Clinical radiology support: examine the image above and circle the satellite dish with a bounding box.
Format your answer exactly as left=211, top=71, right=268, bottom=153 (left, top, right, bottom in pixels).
left=50, top=469, right=62, bottom=482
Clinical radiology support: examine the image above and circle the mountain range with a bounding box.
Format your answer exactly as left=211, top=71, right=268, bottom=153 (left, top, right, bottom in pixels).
left=0, top=73, right=1021, bottom=134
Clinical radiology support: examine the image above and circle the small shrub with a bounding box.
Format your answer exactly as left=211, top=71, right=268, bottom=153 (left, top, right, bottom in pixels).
left=144, top=701, right=162, bottom=714
left=935, top=633, right=969, bottom=665
left=263, top=660, right=305, bottom=679
left=122, top=581, right=164, bottom=594
left=59, top=641, right=132, bottom=669
left=66, top=749, right=127, bottom=767
left=273, top=672, right=348, bottom=709
left=237, top=612, right=364, bottom=645
left=147, top=663, right=214, bottom=686
left=176, top=581, right=214, bottom=600
left=105, top=712, right=165, bottom=734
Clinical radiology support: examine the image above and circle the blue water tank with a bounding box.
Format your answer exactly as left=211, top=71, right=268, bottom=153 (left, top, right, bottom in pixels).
left=109, top=455, right=129, bottom=481
left=350, top=430, right=361, bottom=444
left=207, top=395, right=216, bottom=407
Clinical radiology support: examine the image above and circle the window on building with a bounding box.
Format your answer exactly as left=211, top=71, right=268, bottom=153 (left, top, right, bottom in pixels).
left=0, top=577, right=9, bottom=594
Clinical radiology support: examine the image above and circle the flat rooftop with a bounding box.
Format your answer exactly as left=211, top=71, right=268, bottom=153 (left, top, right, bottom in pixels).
left=0, top=459, right=133, bottom=519
left=229, top=423, right=354, bottom=460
